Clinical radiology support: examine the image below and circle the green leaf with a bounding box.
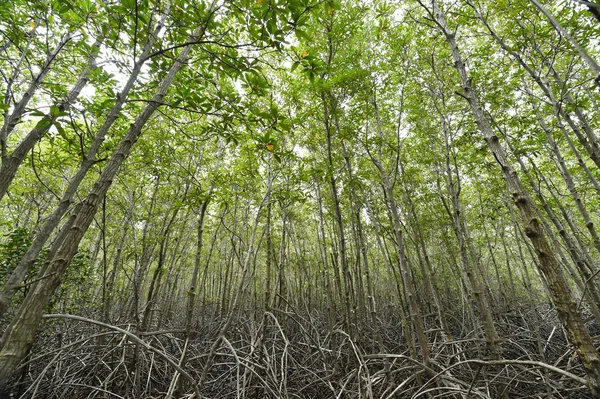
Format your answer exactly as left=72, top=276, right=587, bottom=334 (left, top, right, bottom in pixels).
left=295, top=29, right=310, bottom=41
left=266, top=17, right=277, bottom=35
left=81, top=0, right=94, bottom=13
left=35, top=119, right=52, bottom=130
left=54, top=121, right=67, bottom=140
left=328, top=0, right=341, bottom=10
left=50, top=105, right=60, bottom=117
left=122, top=0, right=135, bottom=10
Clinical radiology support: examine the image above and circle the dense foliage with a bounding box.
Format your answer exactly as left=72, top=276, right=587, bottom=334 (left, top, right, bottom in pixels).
left=1, top=0, right=600, bottom=397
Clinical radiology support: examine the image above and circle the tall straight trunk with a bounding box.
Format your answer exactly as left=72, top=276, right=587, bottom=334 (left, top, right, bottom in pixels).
left=364, top=196, right=405, bottom=306
left=406, top=200, right=451, bottom=339
left=478, top=196, right=508, bottom=306
left=166, top=190, right=211, bottom=399
left=103, top=221, right=129, bottom=324
left=442, top=169, right=501, bottom=356
left=508, top=197, right=554, bottom=395
left=0, top=12, right=169, bottom=316
left=431, top=111, right=501, bottom=356
left=340, top=139, right=375, bottom=326
left=131, top=177, right=161, bottom=329
left=497, top=222, right=517, bottom=304
left=141, top=205, right=180, bottom=331
left=321, top=93, right=355, bottom=335
left=197, top=167, right=275, bottom=391
left=0, top=35, right=102, bottom=202
left=395, top=119, right=450, bottom=339
left=194, top=210, right=222, bottom=327
left=220, top=234, right=235, bottom=315
left=528, top=0, right=600, bottom=80
left=265, top=168, right=273, bottom=311
left=157, top=227, right=190, bottom=329
left=428, top=2, right=600, bottom=393
left=370, top=93, right=430, bottom=365
left=250, top=160, right=274, bottom=399
left=382, top=177, right=430, bottom=364
left=277, top=200, right=288, bottom=309
left=0, top=33, right=73, bottom=163
left=442, top=234, right=480, bottom=338
left=313, top=157, right=334, bottom=331
left=0, top=26, right=203, bottom=389
left=100, top=198, right=108, bottom=325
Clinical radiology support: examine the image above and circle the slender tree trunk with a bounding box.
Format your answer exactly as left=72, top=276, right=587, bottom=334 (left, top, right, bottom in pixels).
left=167, top=190, right=211, bottom=399
left=0, top=26, right=203, bottom=389
left=104, top=221, right=129, bottom=324
left=277, top=200, right=288, bottom=310
left=430, top=110, right=501, bottom=357
left=197, top=168, right=275, bottom=391
left=0, top=34, right=73, bottom=163
left=364, top=196, right=406, bottom=310
left=314, top=157, right=335, bottom=331
left=141, top=205, right=180, bottom=331
left=322, top=92, right=355, bottom=336
left=429, top=2, right=600, bottom=393
left=370, top=93, right=431, bottom=365
left=0, top=14, right=168, bottom=315
left=339, top=138, right=376, bottom=328
left=406, top=199, right=451, bottom=339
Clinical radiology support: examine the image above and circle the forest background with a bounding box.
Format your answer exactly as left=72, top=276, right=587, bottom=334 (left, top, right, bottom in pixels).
left=1, top=0, right=600, bottom=397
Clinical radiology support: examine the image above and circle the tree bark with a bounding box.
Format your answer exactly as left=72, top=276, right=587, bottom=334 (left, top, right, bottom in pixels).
left=370, top=92, right=431, bottom=365
left=0, top=26, right=202, bottom=389
left=0, top=35, right=102, bottom=202
left=0, top=14, right=168, bottom=315
left=428, top=1, right=600, bottom=394
left=322, top=92, right=355, bottom=336
left=529, top=0, right=600, bottom=81
left=0, top=33, right=72, bottom=161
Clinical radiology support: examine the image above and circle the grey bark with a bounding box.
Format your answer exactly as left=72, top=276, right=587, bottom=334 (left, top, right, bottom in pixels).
left=0, top=25, right=202, bottom=389
left=0, top=14, right=168, bottom=315
left=427, top=1, right=600, bottom=394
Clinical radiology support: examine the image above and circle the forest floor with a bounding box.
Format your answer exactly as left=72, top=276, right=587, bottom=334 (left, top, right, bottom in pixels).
left=6, top=303, right=597, bottom=398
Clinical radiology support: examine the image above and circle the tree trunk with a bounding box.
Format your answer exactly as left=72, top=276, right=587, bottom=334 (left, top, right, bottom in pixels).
left=0, top=14, right=168, bottom=315
left=370, top=92, right=431, bottom=365
left=0, top=34, right=73, bottom=163
left=322, top=92, right=355, bottom=336
left=430, top=2, right=600, bottom=394
left=0, top=26, right=202, bottom=389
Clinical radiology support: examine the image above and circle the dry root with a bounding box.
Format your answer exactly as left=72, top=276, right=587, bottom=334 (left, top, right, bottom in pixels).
left=5, top=304, right=596, bottom=398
